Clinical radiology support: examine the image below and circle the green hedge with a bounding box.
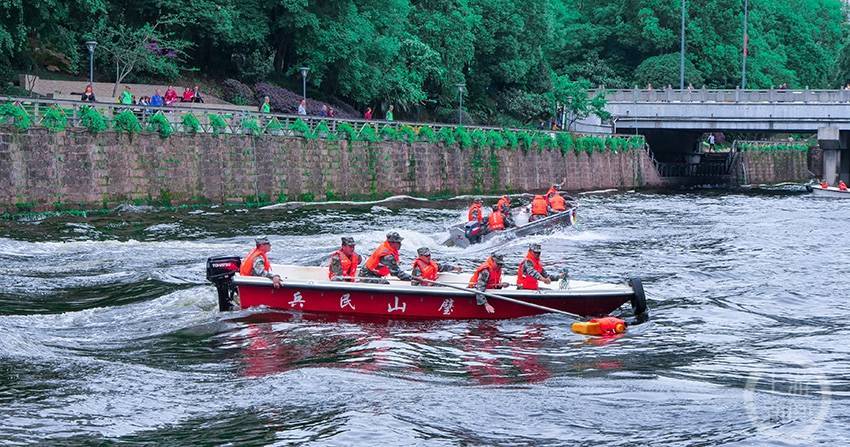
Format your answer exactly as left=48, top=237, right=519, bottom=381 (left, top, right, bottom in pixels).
left=738, top=142, right=808, bottom=152
left=4, top=101, right=649, bottom=154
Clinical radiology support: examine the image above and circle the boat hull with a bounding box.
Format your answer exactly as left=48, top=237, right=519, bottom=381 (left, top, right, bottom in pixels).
left=810, top=185, right=850, bottom=198
left=236, top=278, right=633, bottom=320
left=445, top=207, right=578, bottom=248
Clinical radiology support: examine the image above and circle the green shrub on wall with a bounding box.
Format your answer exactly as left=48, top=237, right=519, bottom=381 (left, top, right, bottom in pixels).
left=502, top=129, right=519, bottom=150
left=314, top=121, right=334, bottom=140
left=289, top=118, right=312, bottom=138
left=556, top=132, right=574, bottom=154
left=113, top=110, right=142, bottom=133
left=0, top=102, right=31, bottom=130
left=181, top=113, right=201, bottom=133
left=486, top=130, right=506, bottom=149
left=399, top=125, right=417, bottom=143
left=208, top=113, right=228, bottom=134
left=456, top=127, right=472, bottom=149
left=41, top=106, right=68, bottom=132
left=80, top=106, right=107, bottom=133
left=739, top=142, right=808, bottom=152
left=418, top=125, right=436, bottom=143
left=265, top=118, right=285, bottom=134
left=148, top=112, right=173, bottom=138
left=242, top=117, right=262, bottom=136
left=517, top=131, right=534, bottom=152
left=436, top=126, right=456, bottom=146
left=470, top=129, right=488, bottom=148
left=379, top=124, right=398, bottom=141
left=337, top=122, right=357, bottom=141
left=358, top=124, right=379, bottom=142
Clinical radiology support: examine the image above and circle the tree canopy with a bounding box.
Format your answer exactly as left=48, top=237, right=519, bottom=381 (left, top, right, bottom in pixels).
left=2, top=0, right=848, bottom=125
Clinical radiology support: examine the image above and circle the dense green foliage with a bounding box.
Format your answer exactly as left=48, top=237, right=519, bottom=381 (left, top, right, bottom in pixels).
left=2, top=0, right=848, bottom=125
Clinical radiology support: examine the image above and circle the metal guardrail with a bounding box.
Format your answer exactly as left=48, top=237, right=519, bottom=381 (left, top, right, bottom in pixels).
left=599, top=88, right=850, bottom=103
left=1, top=95, right=622, bottom=138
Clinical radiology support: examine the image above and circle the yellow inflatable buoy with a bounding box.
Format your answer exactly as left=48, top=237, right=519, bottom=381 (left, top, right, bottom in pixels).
left=571, top=317, right=627, bottom=336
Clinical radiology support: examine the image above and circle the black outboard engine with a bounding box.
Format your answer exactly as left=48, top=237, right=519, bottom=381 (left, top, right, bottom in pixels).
left=206, top=256, right=241, bottom=311
left=464, top=221, right=485, bottom=244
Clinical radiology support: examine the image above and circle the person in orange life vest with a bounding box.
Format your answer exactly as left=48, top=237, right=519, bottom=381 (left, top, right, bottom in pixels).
left=468, top=253, right=510, bottom=314
left=529, top=195, right=551, bottom=222
left=549, top=192, right=568, bottom=212
left=468, top=197, right=484, bottom=223
left=546, top=183, right=561, bottom=202
left=328, top=237, right=361, bottom=281
left=359, top=231, right=412, bottom=284
left=240, top=237, right=281, bottom=288
left=820, top=180, right=830, bottom=189
left=495, top=195, right=515, bottom=227
left=516, top=243, right=561, bottom=290
left=411, top=247, right=462, bottom=286
left=488, top=207, right=506, bottom=231
left=839, top=180, right=848, bottom=191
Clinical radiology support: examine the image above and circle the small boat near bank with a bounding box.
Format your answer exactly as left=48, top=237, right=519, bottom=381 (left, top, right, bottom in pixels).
left=807, top=184, right=850, bottom=198
left=443, top=203, right=579, bottom=248
left=206, top=258, right=648, bottom=321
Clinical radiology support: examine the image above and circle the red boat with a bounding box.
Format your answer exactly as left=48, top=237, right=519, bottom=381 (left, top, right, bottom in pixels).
left=207, top=257, right=648, bottom=321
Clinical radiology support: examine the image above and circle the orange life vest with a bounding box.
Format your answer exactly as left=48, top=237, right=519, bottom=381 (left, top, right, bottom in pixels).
left=547, top=186, right=558, bottom=197
left=516, top=251, right=543, bottom=290
left=488, top=210, right=505, bottom=230
left=497, top=197, right=511, bottom=212
left=820, top=181, right=830, bottom=189
left=328, top=249, right=360, bottom=281
left=364, top=241, right=399, bottom=277
left=550, top=193, right=567, bottom=211
left=840, top=181, right=848, bottom=191
left=240, top=247, right=270, bottom=276
left=413, top=258, right=439, bottom=283
left=468, top=257, right=503, bottom=288
left=468, top=203, right=483, bottom=222
left=531, top=195, right=549, bottom=216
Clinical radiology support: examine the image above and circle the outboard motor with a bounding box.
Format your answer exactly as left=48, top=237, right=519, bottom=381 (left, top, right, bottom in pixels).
left=464, top=221, right=485, bottom=244
left=206, top=256, right=241, bottom=311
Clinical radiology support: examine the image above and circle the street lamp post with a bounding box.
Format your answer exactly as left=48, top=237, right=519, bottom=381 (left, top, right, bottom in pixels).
left=455, top=83, right=465, bottom=125
left=679, top=0, right=686, bottom=89
left=299, top=67, right=310, bottom=102
left=741, top=0, right=749, bottom=89
left=85, top=40, right=97, bottom=85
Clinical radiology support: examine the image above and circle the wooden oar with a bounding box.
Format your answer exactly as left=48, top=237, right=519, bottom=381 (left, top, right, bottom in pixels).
left=416, top=277, right=627, bottom=335
left=415, top=277, right=585, bottom=320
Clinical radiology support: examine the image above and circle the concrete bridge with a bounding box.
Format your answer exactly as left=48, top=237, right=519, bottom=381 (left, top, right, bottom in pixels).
left=598, top=88, right=850, bottom=183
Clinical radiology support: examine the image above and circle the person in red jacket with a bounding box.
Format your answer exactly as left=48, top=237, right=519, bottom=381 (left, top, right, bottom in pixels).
left=468, top=254, right=509, bottom=313
left=468, top=197, right=484, bottom=223
left=240, top=237, right=281, bottom=288
left=488, top=207, right=506, bottom=231
left=839, top=180, right=848, bottom=191
left=819, top=180, right=830, bottom=189
left=411, top=247, right=461, bottom=286
left=328, top=237, right=360, bottom=281
left=516, top=243, right=561, bottom=290
left=529, top=195, right=550, bottom=222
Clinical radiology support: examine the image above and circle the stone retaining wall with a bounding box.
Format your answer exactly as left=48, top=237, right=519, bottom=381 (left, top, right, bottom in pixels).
left=739, top=150, right=811, bottom=185
left=0, top=128, right=663, bottom=211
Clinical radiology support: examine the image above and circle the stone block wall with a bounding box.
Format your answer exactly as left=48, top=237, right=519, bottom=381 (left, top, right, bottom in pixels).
left=740, top=150, right=811, bottom=185
left=0, top=128, right=664, bottom=211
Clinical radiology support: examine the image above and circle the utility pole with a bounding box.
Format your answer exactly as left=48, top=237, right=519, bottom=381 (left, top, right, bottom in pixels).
left=680, top=0, right=686, bottom=89
left=741, top=0, right=749, bottom=89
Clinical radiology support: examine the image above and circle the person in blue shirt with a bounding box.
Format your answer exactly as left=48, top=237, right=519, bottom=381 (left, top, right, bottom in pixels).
left=150, top=90, right=164, bottom=107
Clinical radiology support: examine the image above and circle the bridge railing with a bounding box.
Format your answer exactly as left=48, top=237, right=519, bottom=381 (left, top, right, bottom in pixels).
left=1, top=95, right=618, bottom=138
left=600, top=88, right=850, bottom=103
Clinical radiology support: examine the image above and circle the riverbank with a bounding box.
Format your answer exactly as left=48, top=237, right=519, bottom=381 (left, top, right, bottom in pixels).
left=0, top=127, right=661, bottom=212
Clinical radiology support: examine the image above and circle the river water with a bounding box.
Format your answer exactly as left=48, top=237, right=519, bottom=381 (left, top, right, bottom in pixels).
left=1, top=190, right=848, bottom=446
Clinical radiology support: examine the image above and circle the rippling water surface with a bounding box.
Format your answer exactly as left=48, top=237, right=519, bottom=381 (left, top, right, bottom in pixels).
left=1, top=190, right=848, bottom=446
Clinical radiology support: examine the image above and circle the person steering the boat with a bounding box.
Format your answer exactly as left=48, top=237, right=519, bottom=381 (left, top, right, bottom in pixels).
left=411, top=247, right=462, bottom=286
left=468, top=197, right=484, bottom=223
left=546, top=183, right=561, bottom=201
left=516, top=243, right=561, bottom=290
left=495, top=195, right=515, bottom=227
left=328, top=237, right=361, bottom=281
left=468, top=254, right=509, bottom=314
left=529, top=194, right=551, bottom=222
left=240, top=237, right=281, bottom=288
left=359, top=232, right=412, bottom=284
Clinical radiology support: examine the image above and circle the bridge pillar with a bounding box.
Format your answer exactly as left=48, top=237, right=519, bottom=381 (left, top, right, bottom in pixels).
left=819, top=129, right=850, bottom=184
